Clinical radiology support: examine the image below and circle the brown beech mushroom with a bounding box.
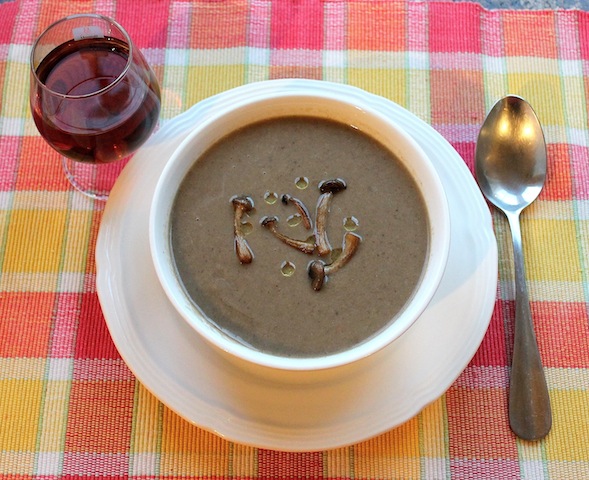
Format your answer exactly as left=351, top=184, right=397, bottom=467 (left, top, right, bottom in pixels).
left=261, top=215, right=316, bottom=254
left=281, top=194, right=313, bottom=230
left=231, top=195, right=255, bottom=264
left=314, top=178, right=347, bottom=256
left=308, top=231, right=361, bottom=291
left=308, top=260, right=328, bottom=291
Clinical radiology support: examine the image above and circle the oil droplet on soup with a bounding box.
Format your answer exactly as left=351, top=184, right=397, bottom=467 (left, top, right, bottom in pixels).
left=295, top=176, right=309, bottom=189
left=264, top=191, right=278, bottom=204
left=287, top=213, right=302, bottom=227
left=343, top=216, right=359, bottom=231
left=281, top=260, right=296, bottom=277
left=241, top=221, right=254, bottom=235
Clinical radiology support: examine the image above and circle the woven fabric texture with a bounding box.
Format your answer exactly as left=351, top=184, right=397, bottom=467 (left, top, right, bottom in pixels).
left=1, top=0, right=589, bottom=478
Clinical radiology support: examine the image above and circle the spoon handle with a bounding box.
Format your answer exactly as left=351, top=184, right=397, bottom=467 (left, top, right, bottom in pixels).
left=506, top=210, right=552, bottom=441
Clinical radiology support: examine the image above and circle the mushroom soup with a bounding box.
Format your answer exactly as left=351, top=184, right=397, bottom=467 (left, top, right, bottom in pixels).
left=170, top=116, right=429, bottom=358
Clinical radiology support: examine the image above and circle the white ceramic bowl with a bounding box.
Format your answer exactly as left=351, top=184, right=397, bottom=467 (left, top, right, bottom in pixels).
left=149, top=80, right=450, bottom=371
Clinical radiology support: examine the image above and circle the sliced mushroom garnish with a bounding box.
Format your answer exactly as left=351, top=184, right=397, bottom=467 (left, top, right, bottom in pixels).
left=314, top=178, right=347, bottom=256
left=308, top=231, right=361, bottom=291
left=308, top=260, right=328, bottom=291
left=261, top=215, right=316, bottom=254
left=231, top=195, right=255, bottom=264
left=326, top=231, right=361, bottom=273
left=281, top=194, right=313, bottom=230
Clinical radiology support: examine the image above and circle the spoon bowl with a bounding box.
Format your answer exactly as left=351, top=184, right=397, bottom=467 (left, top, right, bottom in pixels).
left=475, top=95, right=552, bottom=441
left=476, top=96, right=546, bottom=212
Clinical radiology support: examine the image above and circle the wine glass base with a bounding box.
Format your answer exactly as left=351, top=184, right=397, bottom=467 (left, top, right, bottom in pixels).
left=62, top=156, right=129, bottom=201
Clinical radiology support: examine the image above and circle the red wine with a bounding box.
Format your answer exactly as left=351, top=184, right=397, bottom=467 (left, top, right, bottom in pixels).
left=32, top=37, right=160, bottom=164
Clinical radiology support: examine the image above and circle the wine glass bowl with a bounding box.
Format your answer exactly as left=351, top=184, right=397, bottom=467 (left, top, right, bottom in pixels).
left=30, top=14, right=161, bottom=199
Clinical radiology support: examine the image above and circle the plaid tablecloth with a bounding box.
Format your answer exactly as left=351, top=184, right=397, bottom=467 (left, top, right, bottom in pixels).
left=2, top=0, right=589, bottom=478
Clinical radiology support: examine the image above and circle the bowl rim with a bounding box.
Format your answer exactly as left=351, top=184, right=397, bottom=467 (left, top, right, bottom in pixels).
left=149, top=83, right=451, bottom=371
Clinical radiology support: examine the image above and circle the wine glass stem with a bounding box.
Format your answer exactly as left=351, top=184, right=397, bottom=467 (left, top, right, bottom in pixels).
left=62, top=156, right=127, bottom=202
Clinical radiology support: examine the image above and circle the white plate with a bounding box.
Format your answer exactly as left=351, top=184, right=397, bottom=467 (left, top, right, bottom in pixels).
left=96, top=79, right=498, bottom=452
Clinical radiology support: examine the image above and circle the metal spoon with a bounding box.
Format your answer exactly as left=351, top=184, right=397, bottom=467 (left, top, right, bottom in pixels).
left=475, top=95, right=552, bottom=441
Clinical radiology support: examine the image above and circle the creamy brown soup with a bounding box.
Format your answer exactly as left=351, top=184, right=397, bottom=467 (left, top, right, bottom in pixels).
left=170, top=116, right=429, bottom=358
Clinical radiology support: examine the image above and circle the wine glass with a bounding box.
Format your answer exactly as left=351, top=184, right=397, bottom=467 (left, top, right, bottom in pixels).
left=29, top=14, right=161, bottom=201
